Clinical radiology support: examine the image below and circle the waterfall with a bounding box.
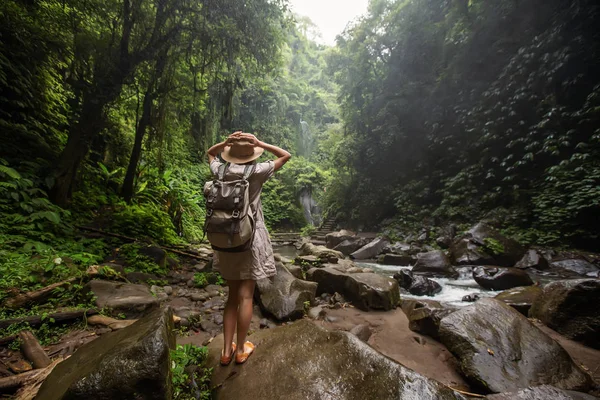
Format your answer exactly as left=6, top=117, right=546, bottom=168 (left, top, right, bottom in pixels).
left=299, top=187, right=320, bottom=226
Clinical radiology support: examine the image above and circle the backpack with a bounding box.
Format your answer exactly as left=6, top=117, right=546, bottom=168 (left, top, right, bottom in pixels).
left=203, top=162, right=256, bottom=252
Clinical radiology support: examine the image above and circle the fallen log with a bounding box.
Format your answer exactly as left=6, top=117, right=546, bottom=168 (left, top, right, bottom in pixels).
left=0, top=370, right=36, bottom=392
left=0, top=335, right=17, bottom=346
left=3, top=278, right=79, bottom=310
left=0, top=358, right=63, bottom=395
left=19, top=331, right=51, bottom=369
left=0, top=309, right=97, bottom=330
left=76, top=225, right=211, bottom=261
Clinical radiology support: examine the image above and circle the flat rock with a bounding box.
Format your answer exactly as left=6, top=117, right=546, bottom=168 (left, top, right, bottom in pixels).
left=207, top=320, right=467, bottom=400
left=255, top=261, right=317, bottom=320
left=494, top=285, right=542, bottom=315
left=37, top=307, right=174, bottom=400
left=87, top=280, right=158, bottom=316
left=299, top=241, right=343, bottom=260
left=438, top=298, right=592, bottom=393
left=325, top=230, right=356, bottom=249
left=333, top=237, right=370, bottom=256
left=529, top=279, right=600, bottom=349
left=307, top=267, right=399, bottom=311
left=486, top=385, right=598, bottom=400
left=551, top=260, right=599, bottom=276
left=350, top=237, right=389, bottom=260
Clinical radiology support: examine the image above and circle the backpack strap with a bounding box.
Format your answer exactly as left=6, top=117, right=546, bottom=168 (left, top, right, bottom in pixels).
left=217, top=162, right=230, bottom=181
left=242, top=163, right=256, bottom=181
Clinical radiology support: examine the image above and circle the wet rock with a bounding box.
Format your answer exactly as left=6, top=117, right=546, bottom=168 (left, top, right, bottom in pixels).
left=515, top=250, right=549, bottom=270
left=284, top=264, right=304, bottom=279
left=333, top=238, right=370, bottom=256
left=255, top=261, right=317, bottom=321
left=401, top=299, right=456, bottom=339
left=495, top=285, right=542, bottom=315
left=137, top=245, right=167, bottom=269
left=207, top=320, right=467, bottom=400
left=259, top=318, right=277, bottom=329
left=473, top=266, right=533, bottom=291
left=438, top=298, right=592, bottom=393
left=377, top=253, right=415, bottom=266
left=436, top=236, right=453, bottom=249
left=450, top=223, right=525, bottom=267
left=412, top=250, right=458, bottom=278
left=293, top=255, right=322, bottom=268
left=307, top=306, right=325, bottom=320
left=551, top=259, right=599, bottom=276
left=87, top=280, right=159, bottom=317
left=200, top=320, right=219, bottom=335
left=461, top=293, right=480, bottom=302
left=37, top=307, right=174, bottom=400
left=307, top=267, right=399, bottom=311
left=299, top=241, right=343, bottom=260
left=349, top=324, right=372, bottom=342
left=529, top=279, right=600, bottom=349
left=190, top=291, right=209, bottom=302
left=325, top=230, right=356, bottom=249
left=393, top=270, right=442, bottom=296
left=350, top=237, right=390, bottom=260
left=125, top=272, right=157, bottom=283
left=485, top=385, right=598, bottom=400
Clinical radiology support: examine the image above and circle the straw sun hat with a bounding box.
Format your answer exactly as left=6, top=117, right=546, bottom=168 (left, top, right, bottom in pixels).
left=221, top=138, right=264, bottom=164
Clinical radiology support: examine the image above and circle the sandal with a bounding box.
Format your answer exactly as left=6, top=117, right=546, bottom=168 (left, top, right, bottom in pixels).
left=220, top=342, right=237, bottom=366
left=235, top=341, right=255, bottom=364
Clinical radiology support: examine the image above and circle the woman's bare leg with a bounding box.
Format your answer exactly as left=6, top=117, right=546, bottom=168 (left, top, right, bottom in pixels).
left=223, top=279, right=241, bottom=356
left=236, top=279, right=256, bottom=354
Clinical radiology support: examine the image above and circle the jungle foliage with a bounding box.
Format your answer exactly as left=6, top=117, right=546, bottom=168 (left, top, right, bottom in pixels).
left=327, top=0, right=600, bottom=247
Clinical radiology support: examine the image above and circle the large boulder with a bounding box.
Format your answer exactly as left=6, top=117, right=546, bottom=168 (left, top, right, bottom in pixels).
left=494, top=285, right=542, bottom=315
left=438, top=298, right=592, bottom=393
left=486, top=385, right=598, bottom=400
left=87, top=280, right=159, bottom=317
left=529, top=279, right=600, bottom=349
left=299, top=241, right=343, bottom=260
left=412, top=250, right=458, bottom=278
left=473, top=266, right=534, bottom=291
left=515, top=250, right=550, bottom=270
left=307, top=267, right=399, bottom=311
left=550, top=259, right=599, bottom=276
left=255, top=262, right=317, bottom=321
left=401, top=299, right=456, bottom=339
left=207, top=320, right=467, bottom=400
left=377, top=253, right=416, bottom=266
left=393, top=270, right=442, bottom=296
left=450, top=223, right=526, bottom=267
left=333, top=237, right=370, bottom=256
left=350, top=237, right=390, bottom=260
left=37, top=307, right=174, bottom=400
left=325, top=230, right=356, bottom=249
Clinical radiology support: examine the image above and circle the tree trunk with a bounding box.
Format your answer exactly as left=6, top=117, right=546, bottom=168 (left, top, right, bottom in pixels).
left=122, top=87, right=153, bottom=203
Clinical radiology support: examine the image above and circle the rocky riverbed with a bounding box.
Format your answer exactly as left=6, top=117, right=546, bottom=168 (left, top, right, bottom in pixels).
left=1, top=222, right=599, bottom=399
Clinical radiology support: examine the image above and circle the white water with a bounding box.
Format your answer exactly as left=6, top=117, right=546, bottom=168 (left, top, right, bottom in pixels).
left=356, top=262, right=501, bottom=307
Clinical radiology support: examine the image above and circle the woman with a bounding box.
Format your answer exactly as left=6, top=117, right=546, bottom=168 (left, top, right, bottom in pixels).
left=206, top=131, right=291, bottom=365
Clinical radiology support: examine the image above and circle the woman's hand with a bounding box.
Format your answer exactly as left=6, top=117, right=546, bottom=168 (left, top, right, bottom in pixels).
left=226, top=131, right=243, bottom=145
left=239, top=132, right=260, bottom=146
